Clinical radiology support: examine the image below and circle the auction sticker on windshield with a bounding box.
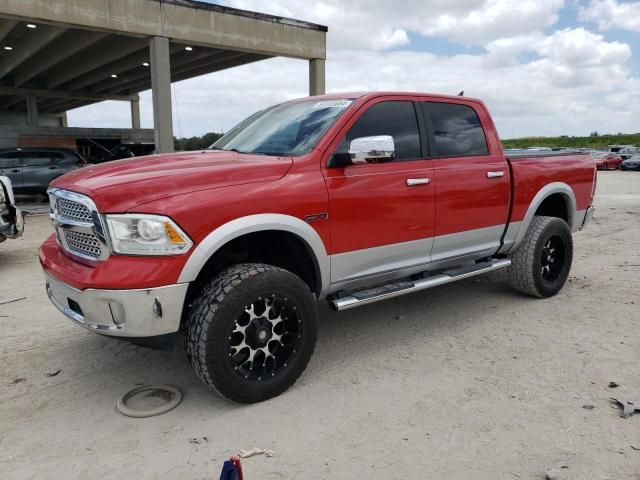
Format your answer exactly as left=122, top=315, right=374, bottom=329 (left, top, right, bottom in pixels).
left=313, top=100, right=353, bottom=109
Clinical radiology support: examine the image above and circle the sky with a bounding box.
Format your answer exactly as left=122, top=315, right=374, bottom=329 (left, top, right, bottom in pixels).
left=67, top=0, right=640, bottom=139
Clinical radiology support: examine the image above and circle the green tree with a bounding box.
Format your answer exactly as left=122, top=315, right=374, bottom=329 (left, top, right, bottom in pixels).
left=174, top=132, right=224, bottom=151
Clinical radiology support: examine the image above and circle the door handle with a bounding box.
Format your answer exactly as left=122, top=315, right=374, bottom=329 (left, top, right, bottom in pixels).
left=486, top=171, right=505, bottom=178
left=406, top=178, right=430, bottom=186
left=48, top=166, right=58, bottom=170
left=10, top=169, right=20, bottom=173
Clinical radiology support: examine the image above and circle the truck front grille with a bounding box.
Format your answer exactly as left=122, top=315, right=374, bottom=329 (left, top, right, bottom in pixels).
left=63, top=229, right=102, bottom=259
left=49, top=188, right=108, bottom=265
left=55, top=197, right=93, bottom=224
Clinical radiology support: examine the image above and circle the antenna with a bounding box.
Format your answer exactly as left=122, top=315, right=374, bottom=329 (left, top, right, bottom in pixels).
left=458, top=91, right=464, bottom=96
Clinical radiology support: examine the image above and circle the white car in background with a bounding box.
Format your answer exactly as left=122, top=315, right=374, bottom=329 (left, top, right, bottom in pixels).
left=0, top=172, right=24, bottom=243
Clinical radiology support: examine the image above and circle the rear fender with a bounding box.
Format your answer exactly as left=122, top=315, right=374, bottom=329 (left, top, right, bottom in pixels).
left=501, top=182, right=577, bottom=254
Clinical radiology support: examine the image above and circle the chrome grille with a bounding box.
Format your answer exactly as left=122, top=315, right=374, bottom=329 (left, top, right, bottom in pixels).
left=56, top=197, right=92, bottom=224
left=63, top=230, right=102, bottom=258
left=49, top=188, right=108, bottom=264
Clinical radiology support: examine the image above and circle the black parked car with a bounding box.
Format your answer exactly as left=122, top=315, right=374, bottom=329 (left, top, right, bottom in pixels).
left=0, top=148, right=87, bottom=195
left=620, top=155, right=640, bottom=171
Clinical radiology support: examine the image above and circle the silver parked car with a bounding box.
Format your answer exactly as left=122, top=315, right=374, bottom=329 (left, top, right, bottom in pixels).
left=620, top=155, right=640, bottom=171
left=0, top=148, right=87, bottom=195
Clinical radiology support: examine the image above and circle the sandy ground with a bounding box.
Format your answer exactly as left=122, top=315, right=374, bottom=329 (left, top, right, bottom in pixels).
left=1, top=172, right=639, bottom=480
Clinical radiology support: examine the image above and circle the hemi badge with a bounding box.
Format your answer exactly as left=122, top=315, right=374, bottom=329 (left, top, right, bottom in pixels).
left=305, top=213, right=328, bottom=223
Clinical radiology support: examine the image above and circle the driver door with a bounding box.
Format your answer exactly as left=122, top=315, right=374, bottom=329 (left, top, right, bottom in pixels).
left=323, top=98, right=435, bottom=284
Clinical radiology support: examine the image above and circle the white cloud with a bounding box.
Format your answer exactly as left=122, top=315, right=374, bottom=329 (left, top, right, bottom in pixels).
left=536, top=28, right=630, bottom=67
left=230, top=0, right=564, bottom=48
left=579, top=0, right=640, bottom=32
left=67, top=1, right=639, bottom=139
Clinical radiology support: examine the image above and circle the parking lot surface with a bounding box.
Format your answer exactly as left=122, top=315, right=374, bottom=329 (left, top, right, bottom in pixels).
left=1, top=172, right=639, bottom=479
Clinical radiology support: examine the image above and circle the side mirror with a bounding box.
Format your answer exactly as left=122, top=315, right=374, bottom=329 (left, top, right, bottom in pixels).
left=327, top=135, right=396, bottom=168
left=349, top=135, right=395, bottom=164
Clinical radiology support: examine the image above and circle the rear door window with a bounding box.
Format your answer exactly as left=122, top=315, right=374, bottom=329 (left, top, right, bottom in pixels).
left=423, top=102, right=489, bottom=157
left=21, top=152, right=53, bottom=167
left=50, top=152, right=65, bottom=163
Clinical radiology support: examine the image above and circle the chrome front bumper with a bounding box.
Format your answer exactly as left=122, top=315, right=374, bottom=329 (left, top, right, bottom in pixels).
left=44, top=272, right=188, bottom=337
left=579, top=206, right=595, bottom=230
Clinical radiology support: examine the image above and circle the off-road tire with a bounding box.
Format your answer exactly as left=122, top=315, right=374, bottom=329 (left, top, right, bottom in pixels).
left=185, top=263, right=318, bottom=403
left=508, top=215, right=573, bottom=298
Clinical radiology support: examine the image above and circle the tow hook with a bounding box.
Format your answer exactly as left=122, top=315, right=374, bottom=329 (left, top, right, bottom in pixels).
left=153, top=297, right=163, bottom=317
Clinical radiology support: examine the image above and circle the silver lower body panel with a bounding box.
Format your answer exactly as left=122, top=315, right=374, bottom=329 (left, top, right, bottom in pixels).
left=44, top=271, right=188, bottom=337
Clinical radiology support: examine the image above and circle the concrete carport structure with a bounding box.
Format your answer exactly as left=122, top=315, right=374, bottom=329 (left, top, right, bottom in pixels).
left=0, top=0, right=327, bottom=152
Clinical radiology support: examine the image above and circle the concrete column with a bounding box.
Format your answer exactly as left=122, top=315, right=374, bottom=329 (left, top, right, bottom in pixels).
left=309, top=58, right=325, bottom=96
left=59, top=111, right=68, bottom=127
left=149, top=36, right=174, bottom=153
left=26, top=95, right=39, bottom=127
left=130, top=97, right=141, bottom=129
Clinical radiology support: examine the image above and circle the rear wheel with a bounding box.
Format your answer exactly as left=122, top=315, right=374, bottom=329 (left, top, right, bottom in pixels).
left=508, top=216, right=573, bottom=298
left=185, top=263, right=318, bottom=403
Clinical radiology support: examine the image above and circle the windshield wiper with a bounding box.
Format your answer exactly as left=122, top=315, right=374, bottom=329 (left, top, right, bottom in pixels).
left=207, top=146, right=266, bottom=155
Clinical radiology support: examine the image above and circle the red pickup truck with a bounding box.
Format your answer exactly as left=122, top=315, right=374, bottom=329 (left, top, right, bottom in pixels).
left=40, top=92, right=596, bottom=403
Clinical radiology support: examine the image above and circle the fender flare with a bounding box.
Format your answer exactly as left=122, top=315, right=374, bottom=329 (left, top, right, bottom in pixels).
left=506, top=182, right=577, bottom=253
left=177, top=213, right=330, bottom=296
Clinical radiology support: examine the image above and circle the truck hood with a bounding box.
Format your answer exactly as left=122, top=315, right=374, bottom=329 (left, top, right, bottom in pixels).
left=51, top=150, right=293, bottom=212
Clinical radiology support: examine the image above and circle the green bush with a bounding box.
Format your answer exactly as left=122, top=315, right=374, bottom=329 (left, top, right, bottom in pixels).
left=502, top=133, right=640, bottom=150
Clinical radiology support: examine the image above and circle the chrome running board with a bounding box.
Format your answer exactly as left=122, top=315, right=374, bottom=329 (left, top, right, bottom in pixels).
left=329, top=258, right=511, bottom=311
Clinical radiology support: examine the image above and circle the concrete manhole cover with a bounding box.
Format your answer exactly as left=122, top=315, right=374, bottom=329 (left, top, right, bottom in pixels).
left=116, top=384, right=182, bottom=418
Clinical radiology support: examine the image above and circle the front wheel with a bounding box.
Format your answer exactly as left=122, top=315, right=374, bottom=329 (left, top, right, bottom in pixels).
left=508, top=216, right=573, bottom=298
left=185, top=263, right=318, bottom=403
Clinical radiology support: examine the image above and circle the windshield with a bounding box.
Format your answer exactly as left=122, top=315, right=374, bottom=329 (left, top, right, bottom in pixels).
left=211, top=98, right=354, bottom=156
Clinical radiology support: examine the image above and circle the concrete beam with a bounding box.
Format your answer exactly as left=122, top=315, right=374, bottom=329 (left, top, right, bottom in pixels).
left=66, top=43, right=185, bottom=91
left=46, top=36, right=147, bottom=89
left=0, top=94, right=24, bottom=110
left=130, top=98, right=140, bottom=129
left=40, top=98, right=96, bottom=113
left=110, top=53, right=268, bottom=96
left=88, top=44, right=209, bottom=93
left=0, top=25, right=66, bottom=79
left=0, top=0, right=327, bottom=60
left=172, top=54, right=270, bottom=85
left=34, top=98, right=64, bottom=112
left=0, top=86, right=138, bottom=102
left=13, top=30, right=108, bottom=87
left=149, top=36, right=173, bottom=153
left=26, top=95, right=38, bottom=126
left=38, top=98, right=78, bottom=113
left=107, top=50, right=249, bottom=94
left=0, top=19, right=18, bottom=43
left=309, top=59, right=325, bottom=96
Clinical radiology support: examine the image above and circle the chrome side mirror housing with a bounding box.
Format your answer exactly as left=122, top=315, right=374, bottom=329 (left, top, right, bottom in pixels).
left=349, top=135, right=395, bottom=164
left=328, top=135, right=396, bottom=168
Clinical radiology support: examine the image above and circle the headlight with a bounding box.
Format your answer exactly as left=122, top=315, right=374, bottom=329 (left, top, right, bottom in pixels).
left=105, top=214, right=193, bottom=255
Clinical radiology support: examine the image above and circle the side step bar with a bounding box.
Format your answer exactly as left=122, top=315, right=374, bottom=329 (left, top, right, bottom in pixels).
left=329, top=258, right=511, bottom=311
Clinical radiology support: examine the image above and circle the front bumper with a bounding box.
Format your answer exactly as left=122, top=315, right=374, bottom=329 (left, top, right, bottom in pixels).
left=44, top=271, right=188, bottom=337
left=0, top=206, right=23, bottom=240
